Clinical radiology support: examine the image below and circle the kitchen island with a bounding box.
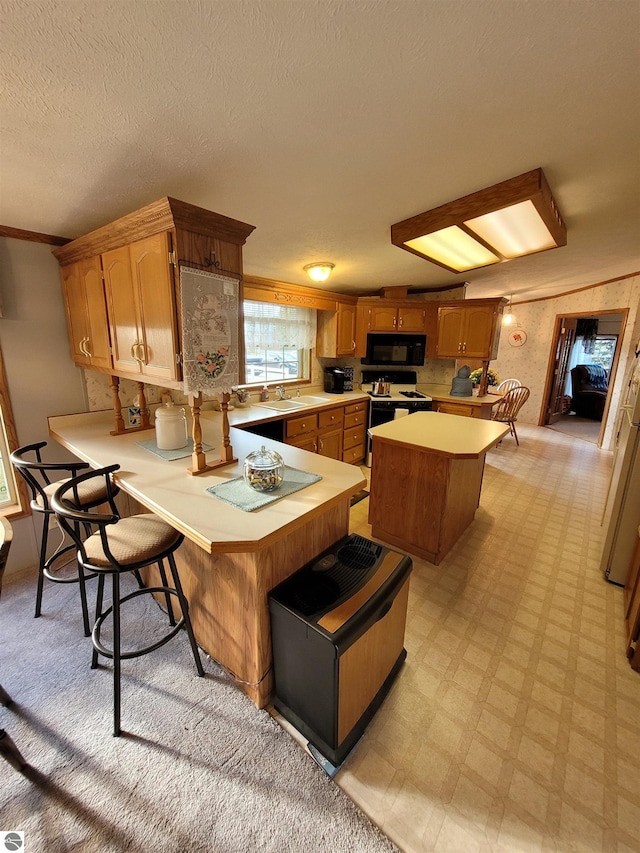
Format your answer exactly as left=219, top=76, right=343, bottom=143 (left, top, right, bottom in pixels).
left=48, top=409, right=366, bottom=707
left=368, top=411, right=509, bottom=565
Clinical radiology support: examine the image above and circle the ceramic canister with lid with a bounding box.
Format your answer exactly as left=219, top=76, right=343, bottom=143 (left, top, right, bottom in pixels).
left=154, top=403, right=189, bottom=450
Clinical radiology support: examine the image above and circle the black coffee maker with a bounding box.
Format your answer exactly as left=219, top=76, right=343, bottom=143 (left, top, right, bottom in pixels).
left=324, top=366, right=346, bottom=394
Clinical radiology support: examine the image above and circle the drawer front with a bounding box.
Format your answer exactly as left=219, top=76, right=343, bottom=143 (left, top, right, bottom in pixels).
left=318, top=408, right=344, bottom=430
left=343, top=445, right=365, bottom=464
left=435, top=401, right=475, bottom=418
left=345, top=401, right=368, bottom=416
left=344, top=410, right=366, bottom=430
left=286, top=413, right=318, bottom=438
left=343, top=425, right=366, bottom=451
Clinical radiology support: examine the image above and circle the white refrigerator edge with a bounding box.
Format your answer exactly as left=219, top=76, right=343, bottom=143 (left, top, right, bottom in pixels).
left=600, top=346, right=640, bottom=585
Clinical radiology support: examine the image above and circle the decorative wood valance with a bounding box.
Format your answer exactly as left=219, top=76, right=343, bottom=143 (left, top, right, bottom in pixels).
left=242, top=275, right=354, bottom=312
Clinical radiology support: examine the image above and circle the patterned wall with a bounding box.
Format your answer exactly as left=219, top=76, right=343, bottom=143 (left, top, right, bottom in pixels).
left=492, top=274, right=640, bottom=449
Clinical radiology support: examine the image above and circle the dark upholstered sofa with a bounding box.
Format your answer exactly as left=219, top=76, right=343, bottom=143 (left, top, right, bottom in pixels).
left=570, top=364, right=608, bottom=420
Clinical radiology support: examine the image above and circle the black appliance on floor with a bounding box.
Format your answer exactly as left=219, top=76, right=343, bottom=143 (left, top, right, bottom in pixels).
left=269, top=534, right=412, bottom=767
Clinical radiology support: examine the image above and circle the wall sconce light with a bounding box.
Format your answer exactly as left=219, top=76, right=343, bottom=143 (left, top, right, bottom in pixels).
left=390, top=168, right=566, bottom=273
left=303, top=262, right=335, bottom=283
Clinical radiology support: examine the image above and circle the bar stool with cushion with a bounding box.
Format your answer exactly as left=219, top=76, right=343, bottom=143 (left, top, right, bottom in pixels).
left=10, top=441, right=116, bottom=636
left=51, top=464, right=204, bottom=736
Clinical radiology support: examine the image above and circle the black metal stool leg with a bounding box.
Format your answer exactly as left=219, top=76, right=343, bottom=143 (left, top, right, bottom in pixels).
left=0, top=683, right=12, bottom=706
left=91, top=573, right=105, bottom=670
left=157, top=560, right=176, bottom=626
left=112, top=572, right=121, bottom=737
left=168, top=554, right=204, bottom=677
left=34, top=515, right=49, bottom=618
left=0, top=729, right=28, bottom=772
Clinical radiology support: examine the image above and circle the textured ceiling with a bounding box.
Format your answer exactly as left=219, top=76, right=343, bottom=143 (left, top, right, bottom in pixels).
left=1, top=0, right=639, bottom=301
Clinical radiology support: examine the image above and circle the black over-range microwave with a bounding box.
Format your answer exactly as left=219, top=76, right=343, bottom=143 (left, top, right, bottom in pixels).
left=362, top=333, right=427, bottom=366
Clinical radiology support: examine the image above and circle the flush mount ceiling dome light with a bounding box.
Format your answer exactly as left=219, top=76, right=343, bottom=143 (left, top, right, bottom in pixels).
left=390, top=168, right=566, bottom=274
left=304, top=262, right=335, bottom=282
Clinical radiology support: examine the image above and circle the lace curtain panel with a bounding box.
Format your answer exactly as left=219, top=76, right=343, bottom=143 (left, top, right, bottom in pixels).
left=180, top=266, right=240, bottom=395
left=243, top=300, right=316, bottom=350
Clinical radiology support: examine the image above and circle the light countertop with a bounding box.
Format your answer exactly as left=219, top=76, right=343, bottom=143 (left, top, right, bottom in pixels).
left=417, top=383, right=503, bottom=406
left=223, top=390, right=369, bottom=427
left=368, top=411, right=509, bottom=458
left=48, top=409, right=366, bottom=555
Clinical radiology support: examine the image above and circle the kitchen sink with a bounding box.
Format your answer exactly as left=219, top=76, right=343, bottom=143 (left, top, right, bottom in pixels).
left=297, top=395, right=333, bottom=404
left=256, top=399, right=309, bottom=411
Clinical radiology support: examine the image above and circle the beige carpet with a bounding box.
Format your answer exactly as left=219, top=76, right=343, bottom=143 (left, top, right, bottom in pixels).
left=546, top=415, right=601, bottom=444
left=0, top=568, right=399, bottom=853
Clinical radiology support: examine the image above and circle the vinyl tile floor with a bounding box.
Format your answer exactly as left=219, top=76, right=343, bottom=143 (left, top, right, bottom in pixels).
left=333, top=423, right=640, bottom=853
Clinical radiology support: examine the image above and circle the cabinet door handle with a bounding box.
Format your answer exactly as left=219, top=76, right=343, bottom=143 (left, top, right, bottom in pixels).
left=84, top=338, right=93, bottom=358
left=136, top=343, right=147, bottom=364
left=398, top=316, right=403, bottom=328
left=351, top=340, right=356, bottom=351
left=79, top=337, right=88, bottom=356
left=130, top=342, right=138, bottom=361
left=318, top=438, right=323, bottom=451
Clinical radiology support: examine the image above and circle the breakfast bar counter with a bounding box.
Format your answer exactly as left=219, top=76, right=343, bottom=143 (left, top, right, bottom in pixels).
left=48, top=409, right=366, bottom=707
left=368, top=411, right=509, bottom=565
left=418, top=384, right=502, bottom=420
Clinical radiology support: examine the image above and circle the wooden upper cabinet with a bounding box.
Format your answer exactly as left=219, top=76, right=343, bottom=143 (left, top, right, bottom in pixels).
left=369, top=304, right=398, bottom=331
left=60, top=257, right=112, bottom=370
left=54, top=197, right=255, bottom=390
left=436, top=299, right=505, bottom=360
left=397, top=305, right=427, bottom=332
left=316, top=299, right=358, bottom=357
left=336, top=302, right=357, bottom=356
left=103, top=233, right=179, bottom=383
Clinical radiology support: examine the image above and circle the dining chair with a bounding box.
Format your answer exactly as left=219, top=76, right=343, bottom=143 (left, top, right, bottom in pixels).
left=496, top=378, right=521, bottom=395
left=51, top=464, right=204, bottom=737
left=491, top=386, right=531, bottom=446
left=10, top=441, right=117, bottom=636
left=0, top=516, right=29, bottom=772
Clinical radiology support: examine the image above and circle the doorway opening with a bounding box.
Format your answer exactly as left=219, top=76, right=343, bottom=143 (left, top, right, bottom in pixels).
left=541, top=310, right=627, bottom=447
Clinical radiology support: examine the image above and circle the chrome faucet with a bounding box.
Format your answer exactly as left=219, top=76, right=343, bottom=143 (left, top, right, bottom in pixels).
left=275, top=385, right=286, bottom=400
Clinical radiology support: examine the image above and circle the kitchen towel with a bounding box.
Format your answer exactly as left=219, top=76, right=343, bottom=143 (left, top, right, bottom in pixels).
left=136, top=437, right=214, bottom=460
left=206, top=466, right=322, bottom=511
left=394, top=408, right=410, bottom=420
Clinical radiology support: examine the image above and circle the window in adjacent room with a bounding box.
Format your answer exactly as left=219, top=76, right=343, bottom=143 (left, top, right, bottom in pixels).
left=243, top=300, right=316, bottom=384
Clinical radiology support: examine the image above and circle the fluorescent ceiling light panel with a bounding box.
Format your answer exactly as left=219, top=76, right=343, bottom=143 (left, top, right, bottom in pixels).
left=405, top=227, right=499, bottom=272
left=465, top=200, right=556, bottom=258
left=390, top=168, right=566, bottom=274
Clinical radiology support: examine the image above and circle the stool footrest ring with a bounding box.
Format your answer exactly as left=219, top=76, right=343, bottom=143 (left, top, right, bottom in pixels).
left=92, top=586, right=189, bottom=661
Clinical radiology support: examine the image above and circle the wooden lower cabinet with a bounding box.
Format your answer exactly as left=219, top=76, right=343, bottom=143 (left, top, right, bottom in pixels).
left=285, top=400, right=368, bottom=464
left=433, top=398, right=496, bottom=420
left=342, top=401, right=368, bottom=463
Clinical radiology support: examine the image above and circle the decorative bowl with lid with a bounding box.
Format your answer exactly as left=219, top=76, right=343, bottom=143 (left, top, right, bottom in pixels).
left=243, top=446, right=285, bottom=492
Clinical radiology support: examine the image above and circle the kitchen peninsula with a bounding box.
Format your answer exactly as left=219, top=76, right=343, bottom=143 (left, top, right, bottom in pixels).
left=419, top=384, right=502, bottom=419
left=48, top=407, right=366, bottom=708
left=368, top=412, right=509, bottom=565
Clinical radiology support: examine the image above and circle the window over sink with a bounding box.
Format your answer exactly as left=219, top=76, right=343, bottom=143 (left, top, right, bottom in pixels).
left=243, top=300, right=315, bottom=385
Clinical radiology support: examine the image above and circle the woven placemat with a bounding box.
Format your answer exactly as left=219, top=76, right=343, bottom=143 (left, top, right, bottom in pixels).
left=206, top=466, right=322, bottom=511
left=136, top=438, right=214, bottom=460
